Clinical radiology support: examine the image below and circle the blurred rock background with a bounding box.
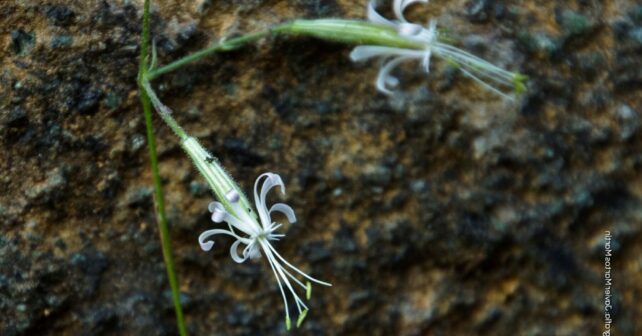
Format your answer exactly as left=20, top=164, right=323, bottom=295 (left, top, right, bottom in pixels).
left=1, top=0, right=641, bottom=335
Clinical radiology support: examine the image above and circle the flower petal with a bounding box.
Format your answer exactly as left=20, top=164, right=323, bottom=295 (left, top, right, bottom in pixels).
left=261, top=173, right=286, bottom=201
left=350, top=46, right=377, bottom=62
left=254, top=173, right=286, bottom=229
left=225, top=194, right=262, bottom=236
left=209, top=201, right=257, bottom=236
left=269, top=203, right=297, bottom=224
left=208, top=201, right=234, bottom=228
left=198, top=228, right=243, bottom=251
left=230, top=240, right=249, bottom=263
left=417, top=19, right=438, bottom=43
left=244, top=242, right=262, bottom=259
left=422, top=49, right=432, bottom=73
left=253, top=175, right=266, bottom=222
left=211, top=208, right=226, bottom=223
left=208, top=201, right=223, bottom=213
left=376, top=56, right=413, bottom=95
left=397, top=22, right=424, bottom=37
left=351, top=46, right=392, bottom=62
left=350, top=46, right=424, bottom=62
left=394, top=0, right=429, bottom=22
left=368, top=0, right=395, bottom=26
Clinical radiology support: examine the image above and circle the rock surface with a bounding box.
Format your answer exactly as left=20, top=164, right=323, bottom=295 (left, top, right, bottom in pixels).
left=1, top=0, right=641, bottom=335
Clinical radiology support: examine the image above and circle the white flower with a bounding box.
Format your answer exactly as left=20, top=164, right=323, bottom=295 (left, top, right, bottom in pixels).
left=350, top=0, right=526, bottom=98
left=141, top=78, right=331, bottom=330
left=198, top=172, right=331, bottom=330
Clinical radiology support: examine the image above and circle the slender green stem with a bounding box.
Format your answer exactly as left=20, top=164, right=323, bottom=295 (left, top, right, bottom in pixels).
left=146, top=19, right=421, bottom=80
left=138, top=0, right=188, bottom=335
left=147, top=27, right=285, bottom=80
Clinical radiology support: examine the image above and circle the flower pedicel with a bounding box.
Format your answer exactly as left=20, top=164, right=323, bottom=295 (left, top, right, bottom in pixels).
left=143, top=82, right=331, bottom=330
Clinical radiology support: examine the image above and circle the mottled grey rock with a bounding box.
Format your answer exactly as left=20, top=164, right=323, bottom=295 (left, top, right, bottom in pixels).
left=50, top=35, right=73, bottom=49
left=10, top=29, right=35, bottom=55
left=557, top=9, right=593, bottom=36
left=45, top=5, right=75, bottom=27
left=1, top=0, right=641, bottom=335
left=125, top=186, right=153, bottom=207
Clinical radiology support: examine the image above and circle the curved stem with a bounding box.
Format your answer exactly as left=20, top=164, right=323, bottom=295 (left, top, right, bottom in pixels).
left=138, top=0, right=188, bottom=335
left=145, top=20, right=422, bottom=80
left=147, top=27, right=286, bottom=80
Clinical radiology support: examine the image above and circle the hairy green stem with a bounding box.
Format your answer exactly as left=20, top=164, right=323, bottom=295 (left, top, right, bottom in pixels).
left=138, top=0, right=188, bottom=335
left=140, top=79, right=255, bottom=218
left=146, top=19, right=422, bottom=80
left=141, top=80, right=188, bottom=140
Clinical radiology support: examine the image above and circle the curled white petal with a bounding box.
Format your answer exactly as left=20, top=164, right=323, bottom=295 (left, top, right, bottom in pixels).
left=230, top=240, right=249, bottom=263
left=211, top=208, right=225, bottom=223
left=208, top=201, right=222, bottom=213
left=254, top=174, right=271, bottom=219
left=200, top=238, right=215, bottom=252
left=376, top=56, right=415, bottom=95
left=394, top=0, right=429, bottom=22
left=260, top=173, right=286, bottom=201
left=254, top=173, right=286, bottom=230
left=198, top=229, right=247, bottom=251
left=367, top=0, right=395, bottom=26
left=269, top=203, right=297, bottom=224
left=355, top=0, right=437, bottom=95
